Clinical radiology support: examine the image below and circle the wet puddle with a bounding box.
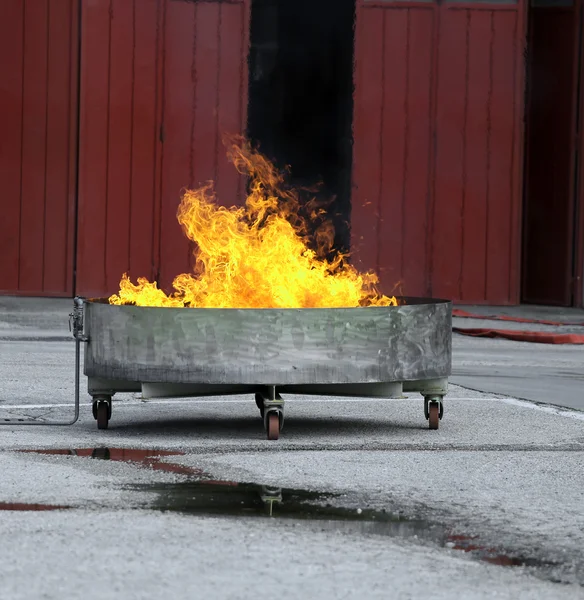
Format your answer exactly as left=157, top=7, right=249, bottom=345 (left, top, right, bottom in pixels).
left=20, top=447, right=558, bottom=572
left=129, top=479, right=553, bottom=569
left=131, top=479, right=448, bottom=544
left=21, top=447, right=205, bottom=477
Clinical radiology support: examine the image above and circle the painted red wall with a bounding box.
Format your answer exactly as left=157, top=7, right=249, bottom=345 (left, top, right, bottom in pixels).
left=352, top=0, right=526, bottom=304
left=76, top=0, right=250, bottom=298
left=1, top=0, right=528, bottom=304
left=0, top=0, right=78, bottom=297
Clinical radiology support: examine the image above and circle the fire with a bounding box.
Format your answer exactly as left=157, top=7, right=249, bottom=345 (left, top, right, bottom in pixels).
left=109, top=138, right=396, bottom=309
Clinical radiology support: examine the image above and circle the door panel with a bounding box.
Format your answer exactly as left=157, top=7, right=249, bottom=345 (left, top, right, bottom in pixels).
left=351, top=2, right=436, bottom=296
left=433, top=7, right=521, bottom=303
left=77, top=0, right=162, bottom=297
left=352, top=0, right=526, bottom=303
left=0, top=0, right=78, bottom=297
left=158, top=0, right=249, bottom=290
left=76, top=0, right=250, bottom=298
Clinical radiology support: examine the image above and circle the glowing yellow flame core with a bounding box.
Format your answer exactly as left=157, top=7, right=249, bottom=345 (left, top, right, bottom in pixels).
left=109, top=140, right=396, bottom=309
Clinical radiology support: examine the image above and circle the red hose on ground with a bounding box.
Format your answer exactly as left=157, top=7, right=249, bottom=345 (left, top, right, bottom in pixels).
left=452, top=308, right=584, bottom=327
left=452, top=308, right=584, bottom=343
left=452, top=327, right=584, bottom=345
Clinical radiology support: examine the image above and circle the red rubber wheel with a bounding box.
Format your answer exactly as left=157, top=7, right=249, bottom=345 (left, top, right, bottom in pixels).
left=96, top=402, right=109, bottom=430
left=266, top=412, right=280, bottom=440
left=428, top=403, right=439, bottom=430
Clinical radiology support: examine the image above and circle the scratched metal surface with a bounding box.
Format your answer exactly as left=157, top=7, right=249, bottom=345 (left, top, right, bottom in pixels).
left=83, top=298, right=452, bottom=385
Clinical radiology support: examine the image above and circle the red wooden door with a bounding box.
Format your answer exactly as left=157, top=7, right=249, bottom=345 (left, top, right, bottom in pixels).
left=0, top=0, right=78, bottom=297
left=352, top=0, right=437, bottom=298
left=76, top=0, right=162, bottom=298
left=157, top=0, right=250, bottom=291
left=76, top=0, right=250, bottom=298
left=522, top=0, right=580, bottom=306
left=352, top=0, right=527, bottom=304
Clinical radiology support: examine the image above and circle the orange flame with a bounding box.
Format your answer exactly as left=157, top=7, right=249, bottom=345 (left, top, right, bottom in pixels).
left=109, top=138, right=396, bottom=309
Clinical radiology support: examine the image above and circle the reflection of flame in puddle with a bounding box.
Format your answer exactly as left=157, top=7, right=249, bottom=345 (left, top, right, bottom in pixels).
left=18, top=448, right=559, bottom=574
left=445, top=534, right=544, bottom=568
left=0, top=502, right=69, bottom=511
left=20, top=447, right=236, bottom=484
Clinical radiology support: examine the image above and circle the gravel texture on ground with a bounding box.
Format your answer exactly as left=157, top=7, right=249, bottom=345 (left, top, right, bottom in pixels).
left=1, top=510, right=583, bottom=600
left=1, top=302, right=584, bottom=597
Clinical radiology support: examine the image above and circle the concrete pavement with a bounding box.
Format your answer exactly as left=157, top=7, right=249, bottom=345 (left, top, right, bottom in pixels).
left=1, top=297, right=583, bottom=598
left=451, top=304, right=584, bottom=410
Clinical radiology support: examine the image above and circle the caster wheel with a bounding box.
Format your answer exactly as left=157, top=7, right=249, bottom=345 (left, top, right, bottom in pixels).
left=266, top=412, right=280, bottom=440
left=255, top=393, right=265, bottom=417
left=428, top=403, right=440, bottom=430
left=92, top=397, right=112, bottom=420
left=96, top=401, right=109, bottom=430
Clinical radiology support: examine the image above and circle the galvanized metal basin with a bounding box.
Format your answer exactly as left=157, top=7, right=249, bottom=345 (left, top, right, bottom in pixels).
left=83, top=298, right=452, bottom=388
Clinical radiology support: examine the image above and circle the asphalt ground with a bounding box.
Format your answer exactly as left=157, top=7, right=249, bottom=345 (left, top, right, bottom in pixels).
left=0, top=298, right=583, bottom=599
left=450, top=304, right=584, bottom=410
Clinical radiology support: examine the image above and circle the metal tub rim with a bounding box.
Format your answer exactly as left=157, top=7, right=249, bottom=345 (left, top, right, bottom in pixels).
left=82, top=297, right=452, bottom=386
left=86, top=295, right=452, bottom=311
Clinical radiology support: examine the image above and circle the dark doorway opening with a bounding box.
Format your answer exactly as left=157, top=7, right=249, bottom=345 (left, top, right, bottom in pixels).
left=246, top=0, right=356, bottom=254
left=522, top=0, right=583, bottom=306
